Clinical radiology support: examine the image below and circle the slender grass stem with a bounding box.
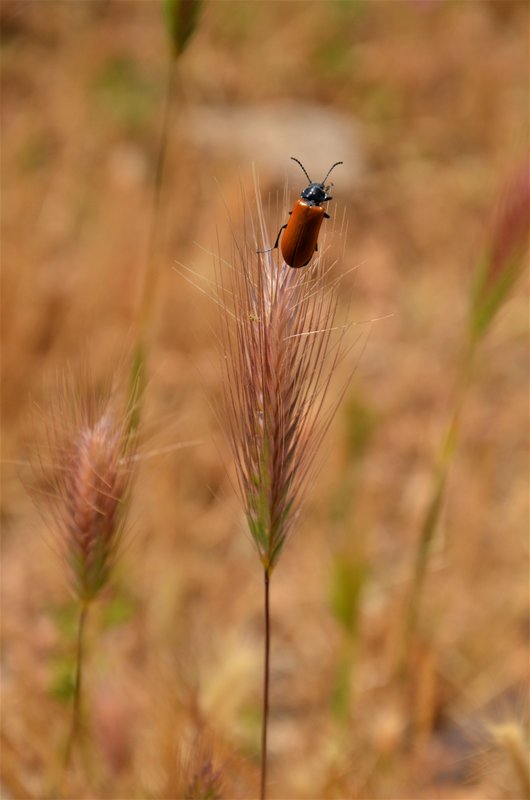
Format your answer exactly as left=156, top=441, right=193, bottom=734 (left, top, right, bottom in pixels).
left=140, top=55, right=177, bottom=333
left=64, top=602, right=89, bottom=768
left=129, top=56, right=177, bottom=433
left=260, top=569, right=271, bottom=800
left=399, top=339, right=478, bottom=673
left=495, top=725, right=530, bottom=800
left=505, top=732, right=530, bottom=800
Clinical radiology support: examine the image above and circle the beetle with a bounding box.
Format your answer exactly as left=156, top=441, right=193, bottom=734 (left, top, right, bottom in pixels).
left=266, top=157, right=343, bottom=269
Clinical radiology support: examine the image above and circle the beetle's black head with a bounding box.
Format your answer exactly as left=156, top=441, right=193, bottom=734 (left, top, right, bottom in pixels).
left=300, top=182, right=331, bottom=206
left=290, top=157, right=343, bottom=206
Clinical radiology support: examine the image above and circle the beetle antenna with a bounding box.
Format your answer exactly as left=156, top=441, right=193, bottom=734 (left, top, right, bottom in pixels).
left=290, top=157, right=312, bottom=184
left=322, top=161, right=343, bottom=184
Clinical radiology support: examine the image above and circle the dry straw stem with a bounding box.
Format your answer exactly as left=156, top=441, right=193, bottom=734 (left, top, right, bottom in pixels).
left=217, top=180, right=353, bottom=575
left=34, top=369, right=137, bottom=605
left=489, top=722, right=530, bottom=800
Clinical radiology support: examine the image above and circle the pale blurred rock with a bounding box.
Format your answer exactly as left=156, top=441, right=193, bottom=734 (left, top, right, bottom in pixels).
left=184, top=103, right=363, bottom=188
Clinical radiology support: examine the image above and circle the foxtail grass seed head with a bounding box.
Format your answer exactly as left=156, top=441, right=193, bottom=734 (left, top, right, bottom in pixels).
left=470, top=160, right=530, bottom=339
left=34, top=374, right=136, bottom=604
left=218, top=183, right=348, bottom=575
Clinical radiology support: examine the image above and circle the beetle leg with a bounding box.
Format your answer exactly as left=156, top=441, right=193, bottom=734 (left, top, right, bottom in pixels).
left=324, top=212, right=330, bottom=219
left=256, top=223, right=287, bottom=255
left=272, top=223, right=288, bottom=249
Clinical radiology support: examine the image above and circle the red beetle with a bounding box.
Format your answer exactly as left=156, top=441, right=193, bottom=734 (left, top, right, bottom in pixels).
left=269, top=157, right=343, bottom=269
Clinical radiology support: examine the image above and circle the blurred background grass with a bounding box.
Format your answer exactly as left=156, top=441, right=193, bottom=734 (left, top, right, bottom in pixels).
left=1, top=1, right=528, bottom=798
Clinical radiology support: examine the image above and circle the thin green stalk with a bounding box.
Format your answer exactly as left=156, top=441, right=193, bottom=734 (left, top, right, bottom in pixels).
left=140, top=54, right=177, bottom=333
left=331, top=633, right=356, bottom=723
left=64, top=602, right=89, bottom=768
left=399, top=339, right=477, bottom=671
left=129, top=56, right=177, bottom=433
left=260, top=569, right=271, bottom=800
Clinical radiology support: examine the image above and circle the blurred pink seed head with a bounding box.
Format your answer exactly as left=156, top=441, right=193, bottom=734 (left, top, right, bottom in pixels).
left=33, top=370, right=136, bottom=603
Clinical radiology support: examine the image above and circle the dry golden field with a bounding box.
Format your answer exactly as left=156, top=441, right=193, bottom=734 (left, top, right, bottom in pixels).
left=1, top=2, right=528, bottom=798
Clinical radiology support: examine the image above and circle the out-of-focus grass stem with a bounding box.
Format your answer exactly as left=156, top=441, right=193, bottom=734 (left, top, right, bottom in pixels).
left=129, top=56, right=177, bottom=431
left=64, top=602, right=89, bottom=768
left=501, top=727, right=530, bottom=800
left=489, top=722, right=530, bottom=800
left=139, top=56, right=177, bottom=336
left=401, top=339, right=476, bottom=670
left=400, top=161, right=529, bottom=675
left=129, top=0, right=205, bottom=428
